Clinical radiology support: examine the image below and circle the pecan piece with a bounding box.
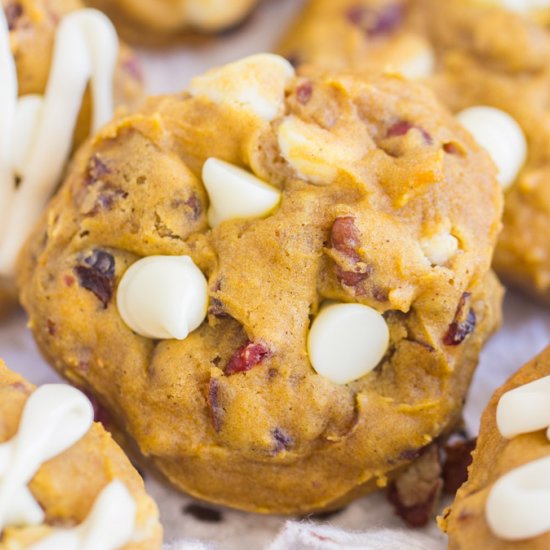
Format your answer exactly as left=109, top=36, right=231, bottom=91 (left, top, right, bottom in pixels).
left=330, top=216, right=361, bottom=261
left=387, top=444, right=443, bottom=527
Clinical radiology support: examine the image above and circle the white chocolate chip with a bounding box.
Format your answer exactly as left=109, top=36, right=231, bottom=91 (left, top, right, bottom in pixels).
left=383, top=35, right=436, bottom=80
left=486, top=456, right=550, bottom=541
left=397, top=45, right=436, bottom=80
left=117, top=255, right=208, bottom=340
left=202, top=158, right=281, bottom=227
left=456, top=106, right=527, bottom=190
left=420, top=232, right=459, bottom=266
left=189, top=54, right=294, bottom=121
left=307, top=303, right=389, bottom=385
left=277, top=116, right=367, bottom=185
left=497, top=374, right=550, bottom=440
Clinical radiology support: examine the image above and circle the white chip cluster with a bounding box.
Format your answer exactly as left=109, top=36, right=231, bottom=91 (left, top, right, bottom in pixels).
left=189, top=53, right=294, bottom=122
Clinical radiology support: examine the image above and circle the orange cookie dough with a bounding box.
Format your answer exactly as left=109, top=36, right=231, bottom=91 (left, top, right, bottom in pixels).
left=279, top=0, right=550, bottom=304
left=85, top=0, right=259, bottom=44
left=0, top=0, right=143, bottom=315
left=442, top=346, right=550, bottom=549
left=18, top=55, right=503, bottom=514
left=0, top=360, right=162, bottom=549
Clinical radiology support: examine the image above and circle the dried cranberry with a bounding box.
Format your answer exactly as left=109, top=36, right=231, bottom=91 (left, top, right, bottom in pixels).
left=96, top=185, right=128, bottom=211
left=346, top=4, right=404, bottom=37
left=296, top=81, right=313, bottom=105
left=122, top=55, right=143, bottom=83
left=443, top=438, right=476, bottom=494
left=387, top=121, right=433, bottom=144
left=46, top=319, right=56, bottom=336
left=443, top=293, right=476, bottom=346
left=330, top=217, right=361, bottom=261
left=84, top=391, right=112, bottom=428
left=272, top=428, right=294, bottom=453
left=85, top=154, right=110, bottom=186
left=208, top=299, right=230, bottom=319
left=184, top=194, right=202, bottom=221
left=387, top=444, right=443, bottom=527
left=5, top=3, right=23, bottom=30
left=224, top=341, right=271, bottom=375
left=207, top=379, right=223, bottom=432
left=74, top=250, right=115, bottom=309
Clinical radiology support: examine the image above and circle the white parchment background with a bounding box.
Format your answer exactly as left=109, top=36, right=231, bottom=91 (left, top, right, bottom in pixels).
left=1, top=0, right=549, bottom=547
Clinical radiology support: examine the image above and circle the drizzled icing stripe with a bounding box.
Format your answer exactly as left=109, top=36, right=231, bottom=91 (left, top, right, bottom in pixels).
left=485, top=374, right=550, bottom=540
left=28, top=480, right=137, bottom=550
left=0, top=8, right=118, bottom=277
left=0, top=384, right=137, bottom=550
left=0, top=384, right=94, bottom=531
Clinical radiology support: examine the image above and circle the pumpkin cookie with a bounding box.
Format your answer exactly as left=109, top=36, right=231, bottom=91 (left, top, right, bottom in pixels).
left=85, top=0, right=259, bottom=44
left=442, top=345, right=550, bottom=549
left=0, top=360, right=162, bottom=549
left=18, top=54, right=503, bottom=514
left=279, top=0, right=550, bottom=304
left=0, top=0, right=143, bottom=315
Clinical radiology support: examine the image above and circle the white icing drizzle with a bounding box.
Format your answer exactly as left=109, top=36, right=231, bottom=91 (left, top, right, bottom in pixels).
left=0, top=384, right=94, bottom=532
left=486, top=455, right=550, bottom=541
left=485, top=374, right=550, bottom=540
left=28, top=480, right=137, bottom=550
left=497, top=374, right=550, bottom=440
left=0, top=8, right=118, bottom=277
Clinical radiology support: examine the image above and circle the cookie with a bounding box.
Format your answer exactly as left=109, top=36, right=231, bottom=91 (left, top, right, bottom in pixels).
left=85, top=0, right=259, bottom=44
left=18, top=54, right=503, bottom=514
left=0, top=0, right=143, bottom=315
left=442, top=345, right=550, bottom=548
left=0, top=360, right=162, bottom=549
left=279, top=0, right=550, bottom=304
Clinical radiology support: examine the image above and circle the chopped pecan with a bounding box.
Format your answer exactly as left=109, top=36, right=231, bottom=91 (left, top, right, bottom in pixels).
left=387, top=444, right=443, bottom=527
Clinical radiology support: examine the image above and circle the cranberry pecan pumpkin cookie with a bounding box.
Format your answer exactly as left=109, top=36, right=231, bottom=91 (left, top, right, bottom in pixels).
left=18, top=54, right=503, bottom=514
left=442, top=346, right=550, bottom=549
left=86, top=0, right=259, bottom=44
left=0, top=0, right=142, bottom=315
left=0, top=360, right=162, bottom=549
left=280, top=0, right=550, bottom=304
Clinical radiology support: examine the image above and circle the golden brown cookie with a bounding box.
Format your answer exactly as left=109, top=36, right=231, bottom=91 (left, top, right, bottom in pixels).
left=18, top=55, right=503, bottom=514
left=279, top=0, right=550, bottom=304
left=442, top=346, right=550, bottom=549
left=0, top=0, right=143, bottom=317
left=85, top=0, right=259, bottom=45
left=0, top=360, right=162, bottom=549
